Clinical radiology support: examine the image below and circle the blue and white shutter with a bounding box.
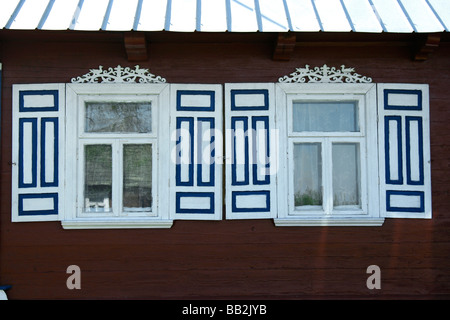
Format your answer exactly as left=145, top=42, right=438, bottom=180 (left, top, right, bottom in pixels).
left=12, top=84, right=65, bottom=222
left=170, top=84, right=223, bottom=220
left=225, top=83, right=277, bottom=219
left=377, top=84, right=431, bottom=218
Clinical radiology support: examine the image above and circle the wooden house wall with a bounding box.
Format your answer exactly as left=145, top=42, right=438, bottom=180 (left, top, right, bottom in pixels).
left=0, top=31, right=449, bottom=299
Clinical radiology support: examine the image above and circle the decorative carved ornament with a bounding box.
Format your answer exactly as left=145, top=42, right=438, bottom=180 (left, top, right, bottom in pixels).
left=278, top=64, right=372, bottom=83
left=71, top=65, right=166, bottom=84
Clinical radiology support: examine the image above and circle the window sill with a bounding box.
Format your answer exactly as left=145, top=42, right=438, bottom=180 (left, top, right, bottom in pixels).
left=61, top=218, right=173, bottom=229
left=274, top=217, right=385, bottom=227
left=0, top=290, right=8, bottom=300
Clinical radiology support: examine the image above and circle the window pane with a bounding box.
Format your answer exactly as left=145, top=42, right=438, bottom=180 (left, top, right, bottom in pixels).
left=333, top=143, right=361, bottom=208
left=85, top=102, right=152, bottom=133
left=293, top=143, right=322, bottom=208
left=293, top=101, right=359, bottom=132
left=123, top=144, right=152, bottom=211
left=84, top=145, right=112, bottom=212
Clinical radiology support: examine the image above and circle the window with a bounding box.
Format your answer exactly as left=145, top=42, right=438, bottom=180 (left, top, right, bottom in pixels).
left=288, top=93, right=369, bottom=217
left=11, top=79, right=431, bottom=228
left=276, top=84, right=383, bottom=226
left=63, top=84, right=172, bottom=228
left=78, top=98, right=155, bottom=218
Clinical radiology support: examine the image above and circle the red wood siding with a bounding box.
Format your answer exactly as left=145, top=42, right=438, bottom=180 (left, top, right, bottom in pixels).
left=0, top=31, right=449, bottom=299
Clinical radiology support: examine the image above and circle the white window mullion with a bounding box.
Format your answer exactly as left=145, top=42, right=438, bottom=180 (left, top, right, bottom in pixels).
left=323, top=138, right=333, bottom=215
left=115, top=140, right=123, bottom=217
left=151, top=139, right=158, bottom=217
left=77, top=140, right=85, bottom=218
left=360, top=139, right=368, bottom=214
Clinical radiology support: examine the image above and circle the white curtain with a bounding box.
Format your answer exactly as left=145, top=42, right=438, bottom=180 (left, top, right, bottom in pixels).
left=332, top=143, right=361, bottom=208
left=293, top=102, right=358, bottom=132
left=293, top=143, right=322, bottom=207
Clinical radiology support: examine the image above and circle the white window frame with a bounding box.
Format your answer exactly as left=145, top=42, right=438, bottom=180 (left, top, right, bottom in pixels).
left=274, top=83, right=383, bottom=226
left=62, top=83, right=172, bottom=229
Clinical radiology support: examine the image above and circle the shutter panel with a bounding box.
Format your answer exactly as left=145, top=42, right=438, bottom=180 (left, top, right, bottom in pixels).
left=12, top=84, right=65, bottom=222
left=225, top=83, right=277, bottom=219
left=377, top=84, right=431, bottom=218
left=170, top=84, right=223, bottom=220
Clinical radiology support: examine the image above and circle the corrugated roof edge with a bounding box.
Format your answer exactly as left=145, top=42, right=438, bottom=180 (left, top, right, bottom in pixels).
left=0, top=0, right=448, bottom=33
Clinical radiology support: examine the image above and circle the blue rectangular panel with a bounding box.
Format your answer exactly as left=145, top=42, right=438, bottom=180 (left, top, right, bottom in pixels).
left=18, top=193, right=58, bottom=216
left=176, top=192, right=214, bottom=214
left=231, top=89, right=269, bottom=111
left=176, top=90, right=215, bottom=111
left=197, top=117, right=215, bottom=186
left=176, top=117, right=194, bottom=186
left=252, top=116, right=270, bottom=185
left=384, top=89, right=422, bottom=111
left=231, top=117, right=249, bottom=185
left=232, top=190, right=270, bottom=213
left=406, top=116, right=424, bottom=185
left=19, top=118, right=38, bottom=188
left=386, top=190, right=424, bottom=213
left=41, top=118, right=59, bottom=187
left=19, top=90, right=59, bottom=112
left=384, top=116, right=403, bottom=185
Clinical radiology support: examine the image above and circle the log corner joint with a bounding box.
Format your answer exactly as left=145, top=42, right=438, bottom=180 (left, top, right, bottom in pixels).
left=124, top=32, right=148, bottom=62
left=273, top=33, right=296, bottom=61
left=414, top=33, right=441, bottom=61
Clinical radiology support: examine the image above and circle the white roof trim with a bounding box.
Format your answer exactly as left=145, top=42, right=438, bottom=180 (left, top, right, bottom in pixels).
left=0, top=0, right=448, bottom=33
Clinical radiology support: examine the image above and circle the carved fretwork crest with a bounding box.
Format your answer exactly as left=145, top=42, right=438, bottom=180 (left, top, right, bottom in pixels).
left=278, top=64, right=372, bottom=83
left=71, top=65, right=166, bottom=84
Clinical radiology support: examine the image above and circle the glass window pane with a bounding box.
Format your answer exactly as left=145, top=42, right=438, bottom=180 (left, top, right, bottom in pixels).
left=333, top=143, right=361, bottom=208
left=85, top=102, right=152, bottom=133
left=84, top=145, right=112, bottom=212
left=293, top=143, right=322, bottom=208
left=293, top=101, right=359, bottom=132
left=123, top=144, right=152, bottom=211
